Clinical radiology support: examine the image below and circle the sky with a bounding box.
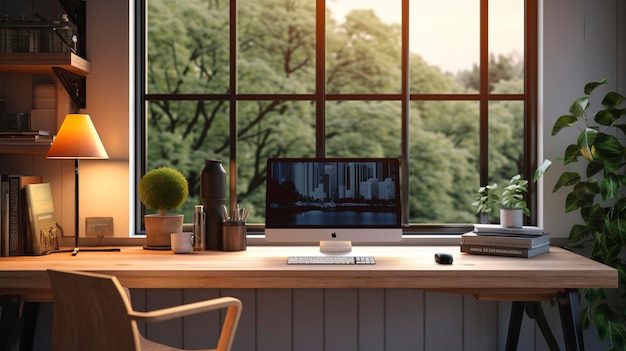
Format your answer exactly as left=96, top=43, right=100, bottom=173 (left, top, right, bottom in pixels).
left=327, top=0, right=524, bottom=73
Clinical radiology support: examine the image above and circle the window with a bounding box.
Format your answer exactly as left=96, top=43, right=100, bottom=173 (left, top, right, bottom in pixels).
left=136, top=0, right=538, bottom=231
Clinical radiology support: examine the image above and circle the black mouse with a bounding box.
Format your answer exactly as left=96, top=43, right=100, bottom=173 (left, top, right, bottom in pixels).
left=435, top=252, right=453, bottom=264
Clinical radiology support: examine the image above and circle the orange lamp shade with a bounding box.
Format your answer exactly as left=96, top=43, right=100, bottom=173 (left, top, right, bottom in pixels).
left=46, top=114, right=109, bottom=159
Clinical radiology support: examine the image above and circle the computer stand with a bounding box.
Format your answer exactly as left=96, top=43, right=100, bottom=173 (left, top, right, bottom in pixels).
left=319, top=240, right=352, bottom=253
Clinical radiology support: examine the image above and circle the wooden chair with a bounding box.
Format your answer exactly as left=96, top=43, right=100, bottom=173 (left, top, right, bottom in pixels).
left=47, top=269, right=242, bottom=351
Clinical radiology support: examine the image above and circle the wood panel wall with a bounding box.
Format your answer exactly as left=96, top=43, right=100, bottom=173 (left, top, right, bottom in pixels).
left=127, top=289, right=564, bottom=351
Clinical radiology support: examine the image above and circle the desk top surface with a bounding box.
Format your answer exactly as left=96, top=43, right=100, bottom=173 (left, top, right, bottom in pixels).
left=0, top=246, right=617, bottom=301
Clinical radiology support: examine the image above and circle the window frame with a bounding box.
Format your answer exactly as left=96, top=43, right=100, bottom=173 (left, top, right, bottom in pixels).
left=134, top=0, right=539, bottom=235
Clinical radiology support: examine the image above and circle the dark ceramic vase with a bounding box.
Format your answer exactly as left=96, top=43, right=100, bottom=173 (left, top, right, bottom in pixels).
left=200, top=160, right=226, bottom=249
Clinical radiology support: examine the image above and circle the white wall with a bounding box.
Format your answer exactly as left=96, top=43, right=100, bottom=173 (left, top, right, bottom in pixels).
left=541, top=0, right=626, bottom=238
left=76, top=0, right=132, bottom=237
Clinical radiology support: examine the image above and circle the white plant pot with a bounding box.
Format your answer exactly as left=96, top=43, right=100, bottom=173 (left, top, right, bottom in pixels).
left=500, top=209, right=523, bottom=228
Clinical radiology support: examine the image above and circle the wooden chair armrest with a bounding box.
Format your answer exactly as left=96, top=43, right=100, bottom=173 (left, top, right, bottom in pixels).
left=128, top=296, right=241, bottom=323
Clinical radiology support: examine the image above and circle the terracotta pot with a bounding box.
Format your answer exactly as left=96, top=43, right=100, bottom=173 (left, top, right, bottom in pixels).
left=144, top=214, right=184, bottom=248
left=500, top=209, right=523, bottom=228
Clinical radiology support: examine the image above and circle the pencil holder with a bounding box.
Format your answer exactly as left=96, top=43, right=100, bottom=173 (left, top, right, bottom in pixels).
left=222, top=222, right=246, bottom=251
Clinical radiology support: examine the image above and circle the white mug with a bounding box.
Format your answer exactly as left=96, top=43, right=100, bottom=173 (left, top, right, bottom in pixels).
left=171, top=232, right=193, bottom=254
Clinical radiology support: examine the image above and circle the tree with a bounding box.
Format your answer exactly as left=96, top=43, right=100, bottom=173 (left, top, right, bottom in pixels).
left=145, top=0, right=525, bottom=223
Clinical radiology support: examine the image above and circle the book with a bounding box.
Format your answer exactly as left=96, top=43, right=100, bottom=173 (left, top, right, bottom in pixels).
left=7, top=175, right=43, bottom=256
left=0, top=130, right=50, bottom=136
left=472, top=224, right=545, bottom=236
left=460, top=242, right=550, bottom=258
left=24, top=183, right=59, bottom=255
left=461, top=231, right=550, bottom=249
left=0, top=134, right=54, bottom=143
left=0, top=176, right=8, bottom=256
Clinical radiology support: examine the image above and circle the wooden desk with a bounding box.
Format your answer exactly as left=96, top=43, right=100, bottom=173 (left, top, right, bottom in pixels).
left=0, top=246, right=617, bottom=351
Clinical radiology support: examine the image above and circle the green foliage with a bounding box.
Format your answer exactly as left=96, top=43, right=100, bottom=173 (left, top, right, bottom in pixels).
left=472, top=174, right=530, bottom=220
left=543, top=78, right=626, bottom=349
left=472, top=183, right=499, bottom=215
left=500, top=174, right=529, bottom=215
left=145, top=0, right=526, bottom=224
left=138, top=167, right=189, bottom=215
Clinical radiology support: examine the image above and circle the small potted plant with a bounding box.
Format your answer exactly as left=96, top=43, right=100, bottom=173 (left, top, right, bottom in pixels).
left=472, top=183, right=499, bottom=223
left=499, top=174, right=529, bottom=228
left=138, top=166, right=189, bottom=249
left=473, top=174, right=530, bottom=227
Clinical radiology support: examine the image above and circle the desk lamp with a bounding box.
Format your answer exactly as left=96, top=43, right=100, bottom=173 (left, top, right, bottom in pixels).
left=46, top=113, right=120, bottom=256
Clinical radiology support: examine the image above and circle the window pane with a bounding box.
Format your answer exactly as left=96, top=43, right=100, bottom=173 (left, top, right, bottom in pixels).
left=489, top=0, right=524, bottom=94
left=488, top=100, right=524, bottom=183
left=147, top=0, right=230, bottom=94
left=325, top=101, right=401, bottom=157
left=146, top=100, right=230, bottom=219
left=238, top=0, right=316, bottom=93
left=236, top=100, right=316, bottom=221
left=408, top=101, right=479, bottom=223
left=410, top=0, right=479, bottom=94
left=326, top=0, right=402, bottom=94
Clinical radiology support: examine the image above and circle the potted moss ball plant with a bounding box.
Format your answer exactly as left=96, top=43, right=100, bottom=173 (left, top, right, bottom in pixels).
left=138, top=167, right=189, bottom=249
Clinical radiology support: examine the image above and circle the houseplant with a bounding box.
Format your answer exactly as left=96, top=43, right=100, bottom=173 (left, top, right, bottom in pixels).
left=138, top=166, right=189, bottom=249
left=536, top=77, right=626, bottom=349
left=499, top=174, right=530, bottom=227
left=472, top=183, right=499, bottom=223
left=473, top=174, right=530, bottom=227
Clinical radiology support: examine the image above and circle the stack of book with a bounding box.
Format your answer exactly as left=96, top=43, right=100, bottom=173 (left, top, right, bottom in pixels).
left=0, top=130, right=54, bottom=144
left=1, top=175, right=58, bottom=256
left=460, top=224, right=550, bottom=258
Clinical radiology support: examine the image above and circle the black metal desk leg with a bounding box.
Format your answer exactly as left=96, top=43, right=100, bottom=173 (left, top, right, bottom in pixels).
left=558, top=289, right=584, bottom=351
left=19, top=302, right=39, bottom=351
left=505, top=301, right=526, bottom=351
left=0, top=300, right=39, bottom=351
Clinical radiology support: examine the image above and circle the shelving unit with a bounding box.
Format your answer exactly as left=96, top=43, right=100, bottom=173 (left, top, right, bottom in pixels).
left=0, top=52, right=90, bottom=110
left=0, top=53, right=90, bottom=154
left=0, top=143, right=53, bottom=154
left=0, top=0, right=88, bottom=157
left=0, top=53, right=90, bottom=76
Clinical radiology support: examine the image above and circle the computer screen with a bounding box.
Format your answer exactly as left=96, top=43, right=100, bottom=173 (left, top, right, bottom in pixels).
left=265, top=157, right=402, bottom=252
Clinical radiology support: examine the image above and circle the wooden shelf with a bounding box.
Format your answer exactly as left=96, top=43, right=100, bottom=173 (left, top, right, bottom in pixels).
left=0, top=53, right=90, bottom=76
left=0, top=143, right=51, bottom=154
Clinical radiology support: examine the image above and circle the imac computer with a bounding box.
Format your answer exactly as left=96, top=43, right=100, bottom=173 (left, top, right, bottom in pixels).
left=265, top=157, right=402, bottom=252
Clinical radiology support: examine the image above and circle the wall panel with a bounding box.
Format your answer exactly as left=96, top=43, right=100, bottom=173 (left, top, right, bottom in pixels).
left=129, top=288, right=568, bottom=351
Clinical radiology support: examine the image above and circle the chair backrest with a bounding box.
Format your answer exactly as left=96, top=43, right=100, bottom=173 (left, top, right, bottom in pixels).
left=47, top=269, right=142, bottom=351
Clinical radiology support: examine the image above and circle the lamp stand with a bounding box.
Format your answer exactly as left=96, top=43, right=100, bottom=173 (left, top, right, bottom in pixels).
left=48, top=159, right=120, bottom=256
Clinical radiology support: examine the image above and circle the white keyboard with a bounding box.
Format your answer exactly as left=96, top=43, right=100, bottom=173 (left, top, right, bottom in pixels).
left=287, top=256, right=376, bottom=265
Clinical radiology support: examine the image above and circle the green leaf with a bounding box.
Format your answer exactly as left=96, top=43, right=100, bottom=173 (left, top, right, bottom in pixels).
left=586, top=160, right=604, bottom=178
left=552, top=114, right=579, bottom=135
left=601, top=91, right=625, bottom=109
left=577, top=128, right=598, bottom=161
left=565, top=191, right=582, bottom=212
left=569, top=223, right=592, bottom=241
left=569, top=97, right=589, bottom=118
left=582, top=204, right=606, bottom=230
left=564, top=182, right=598, bottom=213
left=593, top=133, right=623, bottom=160
left=601, top=173, right=619, bottom=200
left=553, top=172, right=581, bottom=193
left=563, top=144, right=581, bottom=164
left=584, top=77, right=608, bottom=95
left=534, top=159, right=551, bottom=181
left=595, top=108, right=621, bottom=126
left=594, top=303, right=625, bottom=342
